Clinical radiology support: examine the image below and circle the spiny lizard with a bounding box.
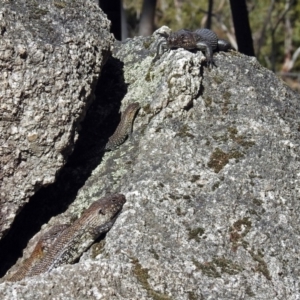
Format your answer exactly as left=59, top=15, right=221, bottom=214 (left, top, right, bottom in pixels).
left=105, top=102, right=140, bottom=150
left=74, top=102, right=140, bottom=163
left=6, top=194, right=126, bottom=281
left=154, top=28, right=233, bottom=66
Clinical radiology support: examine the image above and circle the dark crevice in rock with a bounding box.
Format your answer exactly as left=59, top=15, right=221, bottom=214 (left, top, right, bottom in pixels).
left=0, top=57, right=127, bottom=278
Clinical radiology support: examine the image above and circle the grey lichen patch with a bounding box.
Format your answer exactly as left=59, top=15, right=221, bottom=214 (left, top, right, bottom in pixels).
left=132, top=258, right=172, bottom=300
left=188, top=292, right=202, bottom=300
left=222, top=91, right=232, bottom=114
left=27, top=1, right=48, bottom=19
left=248, top=209, right=259, bottom=217
left=207, top=148, right=228, bottom=173
left=53, top=1, right=67, bottom=9
left=212, top=181, right=220, bottom=191
left=176, top=207, right=185, bottom=216
left=168, top=193, right=182, bottom=200
left=248, top=173, right=263, bottom=179
left=223, top=91, right=232, bottom=101
left=228, top=127, right=255, bottom=149
left=249, top=249, right=271, bottom=280
left=207, top=148, right=243, bottom=173
left=212, top=134, right=228, bottom=142
left=230, top=50, right=243, bottom=57
left=149, top=248, right=159, bottom=260
left=175, top=124, right=195, bottom=139
left=145, top=69, right=153, bottom=82
left=227, top=127, right=238, bottom=136
left=229, top=217, right=252, bottom=251
left=192, top=258, right=220, bottom=278
left=213, top=257, right=244, bottom=275
left=190, top=175, right=200, bottom=183
left=193, top=257, right=243, bottom=278
left=204, top=96, right=212, bottom=107
left=245, top=286, right=256, bottom=297
left=90, top=240, right=106, bottom=259
left=253, top=198, right=262, bottom=206
left=236, top=137, right=255, bottom=149
left=232, top=218, right=252, bottom=233
left=188, top=227, right=205, bottom=242
left=213, top=75, right=224, bottom=84
left=142, top=103, right=151, bottom=114
left=227, top=149, right=243, bottom=160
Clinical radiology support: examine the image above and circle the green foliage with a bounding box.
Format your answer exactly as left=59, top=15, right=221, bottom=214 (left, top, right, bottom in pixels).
left=239, top=0, right=300, bottom=71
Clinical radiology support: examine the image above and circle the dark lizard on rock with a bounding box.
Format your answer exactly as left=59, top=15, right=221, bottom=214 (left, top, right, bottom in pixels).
left=6, top=194, right=126, bottom=281
left=105, top=102, right=140, bottom=151
left=154, top=28, right=233, bottom=66
left=73, top=102, right=140, bottom=163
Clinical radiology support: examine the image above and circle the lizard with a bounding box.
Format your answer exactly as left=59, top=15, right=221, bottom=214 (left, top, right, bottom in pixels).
left=5, top=224, right=69, bottom=282
left=6, top=194, right=126, bottom=281
left=74, top=102, right=141, bottom=164
left=105, top=102, right=140, bottom=150
left=153, top=28, right=233, bottom=66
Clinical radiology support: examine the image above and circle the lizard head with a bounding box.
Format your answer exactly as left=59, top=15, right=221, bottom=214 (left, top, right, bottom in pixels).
left=95, top=194, right=126, bottom=217
left=83, top=194, right=126, bottom=226
left=167, top=29, right=194, bottom=49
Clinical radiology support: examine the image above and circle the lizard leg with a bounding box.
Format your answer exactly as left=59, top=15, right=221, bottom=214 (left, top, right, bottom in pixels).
left=153, top=41, right=168, bottom=62
left=90, top=218, right=118, bottom=237
left=195, top=41, right=215, bottom=67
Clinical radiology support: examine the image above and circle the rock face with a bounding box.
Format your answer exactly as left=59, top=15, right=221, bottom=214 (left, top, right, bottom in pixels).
left=0, top=0, right=113, bottom=237
left=1, top=23, right=300, bottom=299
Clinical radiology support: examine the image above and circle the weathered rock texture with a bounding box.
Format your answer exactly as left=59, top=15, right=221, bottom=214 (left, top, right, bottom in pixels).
left=1, top=25, right=300, bottom=299
left=0, top=0, right=113, bottom=237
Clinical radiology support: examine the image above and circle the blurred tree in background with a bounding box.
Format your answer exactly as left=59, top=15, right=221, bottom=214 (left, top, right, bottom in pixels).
left=138, top=0, right=158, bottom=36
left=229, top=0, right=254, bottom=56
left=120, top=0, right=300, bottom=77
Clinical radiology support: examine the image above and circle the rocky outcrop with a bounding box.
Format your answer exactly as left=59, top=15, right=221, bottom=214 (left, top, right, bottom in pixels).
left=0, top=0, right=113, bottom=237
left=1, top=22, right=300, bottom=300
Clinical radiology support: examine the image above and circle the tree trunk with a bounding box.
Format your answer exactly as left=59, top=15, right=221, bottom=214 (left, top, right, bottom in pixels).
left=138, top=0, right=157, bottom=36
left=206, top=0, right=214, bottom=29
left=229, top=0, right=255, bottom=56
left=100, top=0, right=122, bottom=40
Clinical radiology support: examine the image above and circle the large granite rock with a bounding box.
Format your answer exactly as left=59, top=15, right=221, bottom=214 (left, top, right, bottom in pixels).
left=0, top=0, right=113, bottom=238
left=1, top=25, right=300, bottom=299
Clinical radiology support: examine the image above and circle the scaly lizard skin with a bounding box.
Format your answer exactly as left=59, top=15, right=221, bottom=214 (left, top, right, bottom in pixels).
left=6, top=224, right=69, bottom=282
left=105, top=102, right=140, bottom=151
left=72, top=102, right=140, bottom=164
left=6, top=194, right=126, bottom=281
left=154, top=28, right=233, bottom=66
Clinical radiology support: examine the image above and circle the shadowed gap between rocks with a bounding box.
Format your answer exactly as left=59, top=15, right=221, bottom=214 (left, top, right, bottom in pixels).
left=0, top=57, right=127, bottom=278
